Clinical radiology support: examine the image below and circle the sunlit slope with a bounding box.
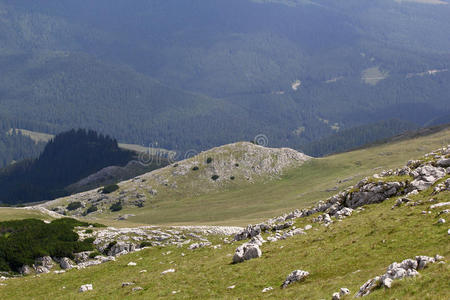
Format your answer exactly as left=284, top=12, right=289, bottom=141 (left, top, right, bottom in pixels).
left=38, top=127, right=450, bottom=226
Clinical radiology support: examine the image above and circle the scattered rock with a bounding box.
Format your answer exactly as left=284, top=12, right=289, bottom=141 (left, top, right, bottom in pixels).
left=79, top=284, right=93, bottom=293
left=437, top=218, right=446, bottom=224
left=227, top=285, right=236, bottom=290
left=281, top=270, right=309, bottom=288
left=262, top=286, right=273, bottom=293
left=59, top=258, right=74, bottom=270
left=122, top=282, right=135, bottom=287
left=332, top=292, right=341, bottom=300
left=430, top=202, right=450, bottom=209
left=127, top=262, right=137, bottom=266
left=132, top=287, right=143, bottom=292
left=19, top=265, right=33, bottom=275
left=232, top=243, right=262, bottom=264
left=161, top=269, right=175, bottom=275
left=34, top=266, right=50, bottom=274
left=355, top=255, right=439, bottom=297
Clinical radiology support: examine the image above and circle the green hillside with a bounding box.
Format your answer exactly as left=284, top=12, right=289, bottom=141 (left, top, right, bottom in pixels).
left=0, top=0, right=449, bottom=153
left=0, top=120, right=448, bottom=299
left=41, top=123, right=450, bottom=226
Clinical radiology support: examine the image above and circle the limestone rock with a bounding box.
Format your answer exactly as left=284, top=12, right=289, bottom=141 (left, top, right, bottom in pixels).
left=35, top=266, right=50, bottom=274
left=79, top=284, right=93, bottom=293
left=232, top=243, right=262, bottom=264
left=281, top=270, right=309, bottom=288
left=35, top=256, right=54, bottom=269
left=59, top=258, right=74, bottom=270
left=19, top=265, right=34, bottom=275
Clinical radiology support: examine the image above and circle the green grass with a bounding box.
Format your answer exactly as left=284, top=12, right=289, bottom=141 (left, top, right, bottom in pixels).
left=0, top=127, right=449, bottom=299
left=87, top=127, right=450, bottom=227
left=0, top=208, right=54, bottom=222
left=0, top=190, right=448, bottom=299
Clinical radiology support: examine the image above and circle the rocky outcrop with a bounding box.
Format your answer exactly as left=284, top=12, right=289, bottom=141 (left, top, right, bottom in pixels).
left=59, top=258, right=74, bottom=270
left=281, top=270, right=309, bottom=288
left=355, top=255, right=443, bottom=297
left=410, top=165, right=446, bottom=191
left=35, top=256, right=53, bottom=270
left=232, top=243, right=262, bottom=264
left=19, top=265, right=33, bottom=275
left=432, top=178, right=450, bottom=195
left=107, top=242, right=136, bottom=256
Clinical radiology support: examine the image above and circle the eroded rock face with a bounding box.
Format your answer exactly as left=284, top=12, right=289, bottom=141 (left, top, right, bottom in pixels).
left=281, top=270, right=309, bottom=288
left=232, top=243, right=262, bottom=264
left=345, top=182, right=403, bottom=208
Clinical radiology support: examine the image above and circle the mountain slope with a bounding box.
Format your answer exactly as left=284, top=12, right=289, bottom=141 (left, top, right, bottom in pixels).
left=37, top=126, right=450, bottom=226
left=0, top=129, right=449, bottom=299
left=0, top=0, right=449, bottom=152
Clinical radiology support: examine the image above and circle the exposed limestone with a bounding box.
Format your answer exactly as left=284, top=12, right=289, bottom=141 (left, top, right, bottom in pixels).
left=232, top=243, right=262, bottom=264
left=39, top=142, right=311, bottom=216
left=281, top=270, right=309, bottom=288
left=161, top=269, right=175, bottom=275
left=79, top=284, right=93, bottom=293
left=355, top=255, right=440, bottom=297
left=59, top=258, right=74, bottom=270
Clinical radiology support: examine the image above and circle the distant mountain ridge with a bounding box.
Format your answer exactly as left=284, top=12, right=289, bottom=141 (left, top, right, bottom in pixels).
left=0, top=0, right=449, bottom=153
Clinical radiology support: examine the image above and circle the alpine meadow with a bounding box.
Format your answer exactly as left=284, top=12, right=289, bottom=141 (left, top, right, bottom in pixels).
left=0, top=1, right=449, bottom=299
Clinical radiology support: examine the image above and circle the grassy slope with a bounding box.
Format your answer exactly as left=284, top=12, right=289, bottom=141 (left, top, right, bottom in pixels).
left=87, top=127, right=450, bottom=226
left=0, top=208, right=53, bottom=222
left=0, top=127, right=449, bottom=299
left=0, top=183, right=448, bottom=299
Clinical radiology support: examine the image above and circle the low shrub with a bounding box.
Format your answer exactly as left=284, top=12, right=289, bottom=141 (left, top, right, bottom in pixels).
left=84, top=205, right=98, bottom=215
left=192, top=166, right=199, bottom=171
left=102, top=184, right=119, bottom=194
left=88, top=251, right=101, bottom=259
left=0, top=218, right=95, bottom=272
left=211, top=175, right=219, bottom=181
left=110, top=202, right=122, bottom=212
left=206, top=157, right=213, bottom=164
left=140, top=241, right=152, bottom=248
left=66, top=201, right=82, bottom=211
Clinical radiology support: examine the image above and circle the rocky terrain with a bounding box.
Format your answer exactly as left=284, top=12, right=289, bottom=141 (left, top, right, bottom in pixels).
left=38, top=142, right=311, bottom=218
left=12, top=224, right=242, bottom=277
left=1, top=143, right=448, bottom=299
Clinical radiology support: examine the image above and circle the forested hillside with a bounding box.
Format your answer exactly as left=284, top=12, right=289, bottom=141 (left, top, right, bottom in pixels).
left=0, top=129, right=135, bottom=204
left=0, top=119, right=45, bottom=168
left=0, top=0, right=449, bottom=154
